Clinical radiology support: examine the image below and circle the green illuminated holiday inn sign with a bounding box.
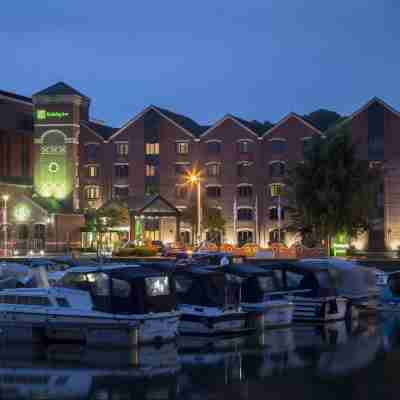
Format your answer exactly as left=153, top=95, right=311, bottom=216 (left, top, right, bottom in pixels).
left=36, top=109, right=70, bottom=120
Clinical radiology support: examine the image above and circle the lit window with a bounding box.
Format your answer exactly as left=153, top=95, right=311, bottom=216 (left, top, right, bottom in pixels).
left=146, top=164, right=157, bottom=176
left=238, top=141, right=251, bottom=153
left=86, top=186, right=100, bottom=200
left=176, top=142, right=189, bottom=154
left=88, top=165, right=98, bottom=177
left=269, top=183, right=284, bottom=197
left=115, top=164, right=129, bottom=178
left=145, top=277, right=170, bottom=296
left=207, top=163, right=221, bottom=177
left=116, top=142, right=129, bottom=157
left=269, top=207, right=285, bottom=220
left=146, top=143, right=159, bottom=155
left=206, top=186, right=221, bottom=198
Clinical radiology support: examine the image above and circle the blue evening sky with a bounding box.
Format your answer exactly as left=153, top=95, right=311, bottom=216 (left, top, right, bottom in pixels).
left=1, top=1, right=399, bottom=127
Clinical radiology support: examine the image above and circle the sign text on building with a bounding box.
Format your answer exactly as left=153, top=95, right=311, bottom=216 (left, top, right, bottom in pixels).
left=36, top=110, right=70, bottom=120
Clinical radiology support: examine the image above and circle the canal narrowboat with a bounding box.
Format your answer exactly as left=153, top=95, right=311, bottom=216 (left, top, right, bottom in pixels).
left=223, top=264, right=294, bottom=328
left=258, top=262, right=349, bottom=322
left=58, top=264, right=180, bottom=344
left=174, top=266, right=251, bottom=336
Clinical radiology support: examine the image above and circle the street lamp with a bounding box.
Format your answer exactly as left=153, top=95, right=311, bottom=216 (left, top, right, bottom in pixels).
left=188, top=172, right=202, bottom=246
left=2, top=194, right=9, bottom=257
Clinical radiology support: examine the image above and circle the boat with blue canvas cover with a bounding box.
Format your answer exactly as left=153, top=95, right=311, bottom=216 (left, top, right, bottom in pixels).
left=223, top=264, right=294, bottom=328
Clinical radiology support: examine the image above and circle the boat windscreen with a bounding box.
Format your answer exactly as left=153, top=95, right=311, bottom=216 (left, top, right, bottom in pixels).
left=145, top=276, right=170, bottom=296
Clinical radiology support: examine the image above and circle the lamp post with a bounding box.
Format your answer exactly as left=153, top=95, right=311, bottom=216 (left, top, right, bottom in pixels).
left=189, top=173, right=202, bottom=246
left=2, top=195, right=9, bottom=257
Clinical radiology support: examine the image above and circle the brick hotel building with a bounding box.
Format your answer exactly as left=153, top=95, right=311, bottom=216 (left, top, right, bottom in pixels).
left=0, top=81, right=399, bottom=253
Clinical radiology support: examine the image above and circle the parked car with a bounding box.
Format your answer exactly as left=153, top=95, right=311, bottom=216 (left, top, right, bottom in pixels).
left=162, top=243, right=186, bottom=257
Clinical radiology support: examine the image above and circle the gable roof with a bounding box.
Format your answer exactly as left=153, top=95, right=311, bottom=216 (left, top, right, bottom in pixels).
left=200, top=114, right=263, bottom=139
left=262, top=112, right=323, bottom=138
left=108, top=105, right=205, bottom=141
left=128, top=194, right=180, bottom=215
left=0, top=89, right=32, bottom=104
left=33, top=82, right=89, bottom=99
left=82, top=121, right=118, bottom=141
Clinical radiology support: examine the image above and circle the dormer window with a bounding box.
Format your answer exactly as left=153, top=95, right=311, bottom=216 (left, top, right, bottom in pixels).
left=116, top=142, right=129, bottom=157
left=237, top=140, right=252, bottom=153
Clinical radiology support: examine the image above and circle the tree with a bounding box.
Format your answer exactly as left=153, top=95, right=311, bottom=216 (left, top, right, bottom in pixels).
left=90, top=201, right=129, bottom=253
left=181, top=199, right=226, bottom=244
left=303, top=109, right=343, bottom=132
left=286, top=126, right=380, bottom=254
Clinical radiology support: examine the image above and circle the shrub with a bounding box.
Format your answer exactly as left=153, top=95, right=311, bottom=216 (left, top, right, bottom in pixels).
left=114, top=246, right=158, bottom=257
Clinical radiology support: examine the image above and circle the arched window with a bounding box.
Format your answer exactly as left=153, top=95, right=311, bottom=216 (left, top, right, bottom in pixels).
left=238, top=230, right=253, bottom=246
left=269, top=229, right=286, bottom=243
left=85, top=186, right=100, bottom=200
left=237, top=208, right=253, bottom=221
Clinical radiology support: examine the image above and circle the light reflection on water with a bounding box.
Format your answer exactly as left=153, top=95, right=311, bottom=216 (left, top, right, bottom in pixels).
left=0, top=317, right=398, bottom=399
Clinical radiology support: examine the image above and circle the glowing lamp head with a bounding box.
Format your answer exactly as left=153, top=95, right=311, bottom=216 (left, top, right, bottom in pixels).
left=1, top=194, right=9, bottom=202
left=189, top=174, right=198, bottom=183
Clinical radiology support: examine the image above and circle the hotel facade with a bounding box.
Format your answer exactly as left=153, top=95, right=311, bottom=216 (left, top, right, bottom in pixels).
left=0, top=81, right=398, bottom=253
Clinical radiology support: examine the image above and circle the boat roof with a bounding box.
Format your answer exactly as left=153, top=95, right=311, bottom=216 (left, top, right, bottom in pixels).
left=225, top=264, right=275, bottom=277
left=258, top=261, right=331, bottom=273
left=176, top=266, right=225, bottom=276
left=65, top=264, right=168, bottom=278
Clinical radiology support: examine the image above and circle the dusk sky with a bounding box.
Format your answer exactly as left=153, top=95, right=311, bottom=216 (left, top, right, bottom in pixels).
left=2, top=1, right=399, bottom=127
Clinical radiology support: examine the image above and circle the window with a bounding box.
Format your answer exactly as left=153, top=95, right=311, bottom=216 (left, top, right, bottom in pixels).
left=269, top=183, right=284, bottom=197
left=56, top=297, right=70, bottom=307
left=86, top=186, right=100, bottom=200
left=269, top=207, right=285, bottom=220
left=237, top=162, right=250, bottom=178
left=238, top=185, right=252, bottom=198
left=285, top=271, right=304, bottom=290
left=112, top=278, right=131, bottom=298
left=175, top=164, right=188, bottom=176
left=114, top=186, right=129, bottom=199
left=238, top=230, right=253, bottom=246
left=116, top=142, right=129, bottom=157
left=146, top=142, right=159, bottom=155
left=145, top=276, right=170, bottom=296
left=238, top=141, right=252, bottom=153
left=271, top=140, right=287, bottom=154
left=207, top=163, right=221, bottom=177
left=206, top=186, right=221, bottom=198
left=86, top=144, right=99, bottom=160
left=175, top=185, right=188, bottom=199
left=144, top=219, right=160, bottom=231
left=88, top=165, right=98, bottom=178
left=207, top=141, right=221, bottom=154
left=237, top=208, right=253, bottom=221
left=115, top=164, right=129, bottom=178
left=269, top=162, right=285, bottom=177
left=146, top=164, right=157, bottom=177
left=302, top=139, right=311, bottom=155
left=176, top=142, right=189, bottom=154
left=269, top=229, right=286, bottom=243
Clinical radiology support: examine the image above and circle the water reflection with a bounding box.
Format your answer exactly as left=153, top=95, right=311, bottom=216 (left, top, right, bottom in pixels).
left=0, top=318, right=390, bottom=400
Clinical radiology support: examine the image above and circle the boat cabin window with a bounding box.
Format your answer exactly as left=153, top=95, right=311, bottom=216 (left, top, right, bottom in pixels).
left=258, top=276, right=278, bottom=292
left=285, top=271, right=304, bottom=290
left=111, top=278, right=131, bottom=298
left=56, top=297, right=70, bottom=307
left=87, top=273, right=110, bottom=296
left=175, top=276, right=193, bottom=293
left=145, top=276, right=170, bottom=296
left=0, top=295, right=51, bottom=306
left=388, top=274, right=400, bottom=295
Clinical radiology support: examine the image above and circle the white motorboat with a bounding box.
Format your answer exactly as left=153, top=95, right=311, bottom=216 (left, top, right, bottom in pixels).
left=224, top=264, right=294, bottom=328
left=58, top=264, right=180, bottom=344
left=258, top=262, right=349, bottom=322
left=173, top=266, right=252, bottom=336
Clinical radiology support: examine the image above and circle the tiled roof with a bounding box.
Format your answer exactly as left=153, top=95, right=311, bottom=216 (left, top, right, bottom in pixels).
left=85, top=121, right=118, bottom=140
left=153, top=106, right=208, bottom=136
left=0, top=90, right=32, bottom=103
left=34, top=82, right=89, bottom=98
left=231, top=115, right=274, bottom=136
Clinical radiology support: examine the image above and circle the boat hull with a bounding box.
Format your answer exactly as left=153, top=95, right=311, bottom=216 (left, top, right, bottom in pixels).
left=290, top=297, right=348, bottom=323
left=241, top=301, right=294, bottom=328
left=177, top=305, right=250, bottom=336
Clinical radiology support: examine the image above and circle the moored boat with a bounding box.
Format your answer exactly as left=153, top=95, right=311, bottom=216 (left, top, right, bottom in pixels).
left=174, top=266, right=252, bottom=336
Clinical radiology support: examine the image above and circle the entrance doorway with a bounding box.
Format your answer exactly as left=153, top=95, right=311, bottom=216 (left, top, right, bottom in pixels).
left=238, top=230, right=253, bottom=246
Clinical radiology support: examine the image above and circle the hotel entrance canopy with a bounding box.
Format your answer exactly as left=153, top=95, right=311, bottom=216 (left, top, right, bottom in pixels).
left=128, top=195, right=181, bottom=242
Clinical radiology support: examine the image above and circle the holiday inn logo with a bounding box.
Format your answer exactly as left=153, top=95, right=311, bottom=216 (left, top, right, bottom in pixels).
left=36, top=109, right=70, bottom=120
